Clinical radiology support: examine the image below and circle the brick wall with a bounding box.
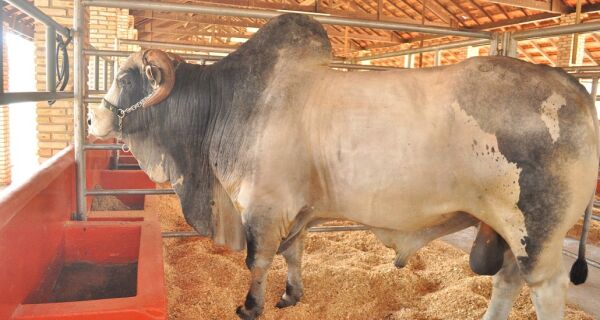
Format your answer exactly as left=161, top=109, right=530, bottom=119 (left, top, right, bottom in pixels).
left=0, top=31, right=10, bottom=186
left=555, top=13, right=587, bottom=67
left=33, top=1, right=135, bottom=162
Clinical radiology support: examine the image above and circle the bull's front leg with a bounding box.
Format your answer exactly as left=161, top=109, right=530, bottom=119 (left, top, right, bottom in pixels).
left=236, top=206, right=282, bottom=320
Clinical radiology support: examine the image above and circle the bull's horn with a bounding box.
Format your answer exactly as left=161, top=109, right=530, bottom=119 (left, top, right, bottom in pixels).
left=140, top=49, right=176, bottom=108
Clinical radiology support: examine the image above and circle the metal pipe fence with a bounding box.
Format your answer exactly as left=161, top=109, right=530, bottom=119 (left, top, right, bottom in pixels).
left=5, top=0, right=70, bottom=37
left=83, top=0, right=492, bottom=39
left=3, top=0, right=597, bottom=235
left=357, top=38, right=490, bottom=62
left=1, top=0, right=74, bottom=104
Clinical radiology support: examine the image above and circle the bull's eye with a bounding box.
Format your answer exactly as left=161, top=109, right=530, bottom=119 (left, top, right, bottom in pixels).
left=118, top=77, right=132, bottom=88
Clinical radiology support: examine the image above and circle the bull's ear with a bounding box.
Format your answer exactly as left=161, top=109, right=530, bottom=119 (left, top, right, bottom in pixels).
left=144, top=64, right=162, bottom=89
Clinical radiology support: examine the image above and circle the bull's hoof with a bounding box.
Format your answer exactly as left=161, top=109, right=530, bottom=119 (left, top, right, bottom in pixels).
left=236, top=306, right=260, bottom=320
left=394, top=256, right=408, bottom=269
left=275, top=295, right=299, bottom=309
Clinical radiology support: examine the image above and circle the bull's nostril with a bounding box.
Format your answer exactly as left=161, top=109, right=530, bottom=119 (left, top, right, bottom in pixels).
left=87, top=119, right=92, bottom=126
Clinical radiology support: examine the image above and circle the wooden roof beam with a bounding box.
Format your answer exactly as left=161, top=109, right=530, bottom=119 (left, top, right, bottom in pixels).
left=325, top=25, right=400, bottom=43
left=528, top=41, right=555, bottom=66
left=517, top=46, right=536, bottom=63
left=473, top=12, right=560, bottom=30
left=584, top=49, right=599, bottom=65
left=483, top=0, right=568, bottom=14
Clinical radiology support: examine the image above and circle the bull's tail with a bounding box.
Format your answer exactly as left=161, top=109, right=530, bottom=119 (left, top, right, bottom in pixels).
left=569, top=197, right=593, bottom=285
left=569, top=90, right=599, bottom=285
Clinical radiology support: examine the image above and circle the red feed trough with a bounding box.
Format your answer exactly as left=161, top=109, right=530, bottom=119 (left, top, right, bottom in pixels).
left=0, top=146, right=167, bottom=320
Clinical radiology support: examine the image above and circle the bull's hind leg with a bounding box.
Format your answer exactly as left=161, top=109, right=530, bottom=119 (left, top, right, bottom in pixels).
left=526, top=247, right=569, bottom=320
left=276, top=230, right=306, bottom=308
left=483, top=250, right=524, bottom=320
left=493, top=214, right=572, bottom=320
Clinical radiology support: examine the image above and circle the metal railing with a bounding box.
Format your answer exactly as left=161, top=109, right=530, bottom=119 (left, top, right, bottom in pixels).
left=0, top=0, right=593, bottom=234
left=1, top=0, right=74, bottom=103
left=83, top=0, right=492, bottom=39
left=72, top=0, right=500, bottom=225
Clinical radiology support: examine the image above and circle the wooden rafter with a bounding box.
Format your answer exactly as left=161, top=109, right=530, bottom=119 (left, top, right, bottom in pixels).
left=468, top=0, right=495, bottom=23
left=473, top=12, right=560, bottom=29
left=484, top=0, right=568, bottom=13
left=529, top=41, right=555, bottom=66
left=517, top=46, right=536, bottom=63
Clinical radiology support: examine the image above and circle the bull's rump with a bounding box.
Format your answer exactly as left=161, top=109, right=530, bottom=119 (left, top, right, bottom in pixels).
left=304, top=57, right=597, bottom=232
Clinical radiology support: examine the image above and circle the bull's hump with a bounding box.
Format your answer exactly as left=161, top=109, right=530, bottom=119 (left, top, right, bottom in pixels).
left=225, top=13, right=331, bottom=64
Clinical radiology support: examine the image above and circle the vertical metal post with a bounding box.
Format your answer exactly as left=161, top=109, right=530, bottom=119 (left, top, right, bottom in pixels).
left=113, top=59, right=119, bottom=79
left=46, top=26, right=56, bottom=92
left=0, top=0, right=4, bottom=95
left=74, top=0, right=87, bottom=220
left=506, top=33, right=517, bottom=58
left=571, top=0, right=582, bottom=65
left=103, top=59, right=108, bottom=90
left=489, top=33, right=500, bottom=56
left=94, top=55, right=99, bottom=91
left=434, top=50, right=440, bottom=66
left=404, top=54, right=412, bottom=68
left=591, top=77, right=599, bottom=101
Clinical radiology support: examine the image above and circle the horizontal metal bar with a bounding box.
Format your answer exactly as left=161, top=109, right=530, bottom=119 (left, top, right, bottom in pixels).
left=84, top=143, right=125, bottom=150
left=570, top=73, right=600, bottom=79
left=563, top=65, right=600, bottom=72
left=0, top=91, right=74, bottom=104
left=85, top=49, right=401, bottom=72
left=84, top=97, right=102, bottom=103
left=162, top=231, right=201, bottom=238
left=88, top=90, right=107, bottom=95
left=5, top=0, right=70, bottom=37
left=83, top=0, right=491, bottom=39
left=562, top=249, right=600, bottom=270
left=119, top=39, right=236, bottom=53
left=308, top=225, right=371, bottom=232
left=329, top=63, right=399, bottom=71
left=512, top=21, right=600, bottom=40
left=84, top=49, right=218, bottom=61
left=162, top=224, right=370, bottom=238
left=86, top=189, right=176, bottom=196
left=358, top=38, right=489, bottom=61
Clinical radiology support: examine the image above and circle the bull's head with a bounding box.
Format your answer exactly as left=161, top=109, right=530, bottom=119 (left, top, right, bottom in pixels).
left=88, top=49, right=179, bottom=138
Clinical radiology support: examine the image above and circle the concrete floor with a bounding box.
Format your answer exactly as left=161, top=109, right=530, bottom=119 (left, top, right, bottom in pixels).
left=442, top=228, right=600, bottom=318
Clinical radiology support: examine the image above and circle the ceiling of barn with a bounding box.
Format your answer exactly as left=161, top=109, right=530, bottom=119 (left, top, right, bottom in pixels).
left=2, top=1, right=35, bottom=39
left=2, top=0, right=600, bottom=67
left=130, top=0, right=600, bottom=67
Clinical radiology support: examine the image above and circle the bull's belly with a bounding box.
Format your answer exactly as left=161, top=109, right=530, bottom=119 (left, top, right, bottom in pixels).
left=321, top=190, right=466, bottom=231
left=310, top=97, right=523, bottom=231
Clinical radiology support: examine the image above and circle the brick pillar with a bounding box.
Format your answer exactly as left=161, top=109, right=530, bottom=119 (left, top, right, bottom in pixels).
left=555, top=13, right=587, bottom=67
left=34, top=0, right=75, bottom=162
left=88, top=7, right=133, bottom=90
left=0, top=31, right=11, bottom=186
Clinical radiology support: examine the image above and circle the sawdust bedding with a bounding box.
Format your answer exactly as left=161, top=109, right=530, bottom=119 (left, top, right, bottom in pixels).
left=566, top=207, right=600, bottom=246
left=137, top=194, right=594, bottom=320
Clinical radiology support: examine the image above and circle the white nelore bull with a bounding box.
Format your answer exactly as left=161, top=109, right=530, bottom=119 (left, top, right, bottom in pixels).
left=88, top=14, right=598, bottom=320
